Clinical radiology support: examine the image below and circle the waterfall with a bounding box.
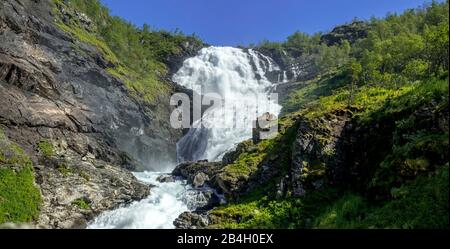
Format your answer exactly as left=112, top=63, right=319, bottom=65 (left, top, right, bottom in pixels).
left=174, top=46, right=281, bottom=162
left=88, top=46, right=281, bottom=229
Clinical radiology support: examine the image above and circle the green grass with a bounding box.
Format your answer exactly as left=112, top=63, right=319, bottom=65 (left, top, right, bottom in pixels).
left=281, top=70, right=348, bottom=115
left=107, top=65, right=170, bottom=105
left=314, top=165, right=449, bottom=229
left=37, top=140, right=54, bottom=158
left=56, top=22, right=118, bottom=65
left=209, top=197, right=304, bottom=229
left=0, top=167, right=42, bottom=224
left=210, top=164, right=448, bottom=229
left=0, top=129, right=41, bottom=224
left=72, top=198, right=90, bottom=210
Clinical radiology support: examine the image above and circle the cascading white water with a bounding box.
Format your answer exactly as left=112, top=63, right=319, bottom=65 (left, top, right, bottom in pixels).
left=88, top=46, right=281, bottom=229
left=174, top=46, right=281, bottom=162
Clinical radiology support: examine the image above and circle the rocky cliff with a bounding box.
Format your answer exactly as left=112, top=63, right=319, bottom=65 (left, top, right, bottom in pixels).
left=0, top=0, right=201, bottom=228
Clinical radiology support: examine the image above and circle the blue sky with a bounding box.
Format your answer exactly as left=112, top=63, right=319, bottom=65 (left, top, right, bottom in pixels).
left=100, top=0, right=440, bottom=46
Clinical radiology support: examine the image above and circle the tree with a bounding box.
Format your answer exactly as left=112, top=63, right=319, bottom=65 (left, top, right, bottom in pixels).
left=424, top=22, right=449, bottom=75
left=347, top=60, right=362, bottom=106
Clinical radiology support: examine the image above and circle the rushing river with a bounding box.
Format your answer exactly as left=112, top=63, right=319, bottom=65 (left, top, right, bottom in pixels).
left=88, top=46, right=281, bottom=229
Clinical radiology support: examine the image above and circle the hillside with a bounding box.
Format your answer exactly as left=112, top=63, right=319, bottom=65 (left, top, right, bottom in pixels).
left=0, top=0, right=202, bottom=228
left=173, top=1, right=449, bottom=229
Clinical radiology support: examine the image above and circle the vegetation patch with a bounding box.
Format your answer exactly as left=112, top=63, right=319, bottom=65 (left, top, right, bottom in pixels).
left=52, top=0, right=203, bottom=105
left=72, top=198, right=90, bottom=210
left=37, top=140, right=54, bottom=158
left=0, top=129, right=42, bottom=224
left=57, top=164, right=73, bottom=177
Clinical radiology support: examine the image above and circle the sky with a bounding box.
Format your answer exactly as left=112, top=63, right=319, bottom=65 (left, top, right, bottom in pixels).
left=100, top=0, right=441, bottom=46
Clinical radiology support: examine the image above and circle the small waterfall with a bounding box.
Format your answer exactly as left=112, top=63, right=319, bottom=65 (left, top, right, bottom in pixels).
left=174, top=46, right=281, bottom=162
left=283, top=71, right=288, bottom=83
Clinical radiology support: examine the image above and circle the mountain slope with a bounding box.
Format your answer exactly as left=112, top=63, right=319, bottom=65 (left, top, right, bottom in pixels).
left=0, top=0, right=201, bottom=228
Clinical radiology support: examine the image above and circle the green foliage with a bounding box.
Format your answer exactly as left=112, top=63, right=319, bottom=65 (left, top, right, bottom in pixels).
left=57, top=164, right=72, bottom=177
left=0, top=129, right=41, bottom=224
left=314, top=165, right=449, bottom=229
left=371, top=131, right=448, bottom=192
left=314, top=194, right=366, bottom=228
left=352, top=1, right=449, bottom=84
left=56, top=22, right=119, bottom=64
left=424, top=21, right=449, bottom=76
left=209, top=196, right=305, bottom=229
left=72, top=198, right=90, bottom=210
left=0, top=167, right=42, bottom=224
left=212, top=164, right=448, bottom=229
left=281, top=70, right=348, bottom=114
left=52, top=0, right=203, bottom=105
left=37, top=140, right=54, bottom=158
left=316, top=41, right=351, bottom=71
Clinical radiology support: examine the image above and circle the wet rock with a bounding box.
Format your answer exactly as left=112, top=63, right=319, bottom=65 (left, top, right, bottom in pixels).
left=172, top=161, right=223, bottom=187
left=192, top=172, right=209, bottom=188
left=35, top=149, right=150, bottom=229
left=156, top=174, right=175, bottom=183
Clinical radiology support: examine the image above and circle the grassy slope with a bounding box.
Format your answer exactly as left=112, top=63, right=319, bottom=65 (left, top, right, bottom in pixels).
left=51, top=0, right=202, bottom=106
left=209, top=72, right=449, bottom=229
left=0, top=129, right=42, bottom=224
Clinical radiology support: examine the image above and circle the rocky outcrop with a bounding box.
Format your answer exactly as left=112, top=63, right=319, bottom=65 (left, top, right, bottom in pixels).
left=172, top=161, right=225, bottom=229
left=291, top=110, right=351, bottom=196
left=221, top=140, right=254, bottom=165
left=156, top=174, right=175, bottom=183
left=320, top=21, right=369, bottom=46
left=36, top=149, right=150, bottom=228
left=172, top=160, right=223, bottom=187
left=173, top=211, right=209, bottom=229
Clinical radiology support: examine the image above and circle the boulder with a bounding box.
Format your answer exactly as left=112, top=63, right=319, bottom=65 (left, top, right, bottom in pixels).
left=156, top=174, right=175, bottom=183
left=192, top=172, right=209, bottom=188
left=252, top=112, right=278, bottom=144
left=173, top=211, right=209, bottom=229
left=172, top=161, right=223, bottom=187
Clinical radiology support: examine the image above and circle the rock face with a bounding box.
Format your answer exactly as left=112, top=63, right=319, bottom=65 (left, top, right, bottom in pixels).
left=36, top=150, right=150, bottom=228
left=255, top=47, right=319, bottom=82
left=0, top=0, right=196, bottom=227
left=291, top=110, right=351, bottom=196
left=320, top=21, right=369, bottom=46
